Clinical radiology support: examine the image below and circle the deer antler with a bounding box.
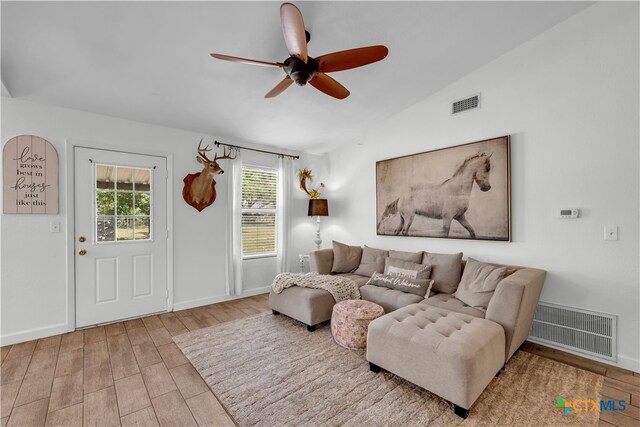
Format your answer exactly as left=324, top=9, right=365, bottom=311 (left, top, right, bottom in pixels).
left=214, top=147, right=236, bottom=162
left=197, top=139, right=213, bottom=162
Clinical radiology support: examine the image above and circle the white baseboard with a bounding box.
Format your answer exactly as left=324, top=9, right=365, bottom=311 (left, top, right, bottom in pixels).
left=172, top=287, right=270, bottom=312
left=617, top=354, right=640, bottom=373
left=1, top=322, right=72, bottom=346
left=528, top=339, right=640, bottom=373
left=240, top=286, right=271, bottom=297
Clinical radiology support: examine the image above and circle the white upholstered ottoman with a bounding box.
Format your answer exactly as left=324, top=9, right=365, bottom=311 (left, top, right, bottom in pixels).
left=367, top=304, right=505, bottom=418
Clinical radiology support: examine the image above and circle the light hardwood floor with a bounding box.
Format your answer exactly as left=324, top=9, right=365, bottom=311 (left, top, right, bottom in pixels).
left=1, top=294, right=638, bottom=427
left=0, top=294, right=270, bottom=427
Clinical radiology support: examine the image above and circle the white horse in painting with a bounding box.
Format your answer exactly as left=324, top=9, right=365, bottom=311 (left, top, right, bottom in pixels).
left=377, top=153, right=492, bottom=238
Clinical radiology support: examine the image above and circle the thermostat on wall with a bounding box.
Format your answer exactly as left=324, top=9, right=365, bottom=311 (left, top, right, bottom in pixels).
left=559, top=209, right=579, bottom=219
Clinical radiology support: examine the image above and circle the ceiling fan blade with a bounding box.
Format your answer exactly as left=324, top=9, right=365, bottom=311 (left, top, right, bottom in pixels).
left=316, top=45, right=389, bottom=73
left=309, top=73, right=350, bottom=99
left=280, top=2, right=308, bottom=63
left=265, top=77, right=294, bottom=98
left=210, top=53, right=283, bottom=68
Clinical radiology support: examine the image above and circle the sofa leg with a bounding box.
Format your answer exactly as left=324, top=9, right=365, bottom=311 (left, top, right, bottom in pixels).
left=369, top=362, right=382, bottom=373
left=306, top=324, right=316, bottom=332
left=453, top=404, right=469, bottom=419
left=272, top=310, right=280, bottom=315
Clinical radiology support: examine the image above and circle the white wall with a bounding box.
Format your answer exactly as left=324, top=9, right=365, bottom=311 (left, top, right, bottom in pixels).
left=0, top=98, right=319, bottom=344
left=321, top=2, right=639, bottom=370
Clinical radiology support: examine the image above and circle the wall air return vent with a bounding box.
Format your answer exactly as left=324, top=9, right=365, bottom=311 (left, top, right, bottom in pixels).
left=528, top=302, right=617, bottom=362
left=452, top=94, right=480, bottom=114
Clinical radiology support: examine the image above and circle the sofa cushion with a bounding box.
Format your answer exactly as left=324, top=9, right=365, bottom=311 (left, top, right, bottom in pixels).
left=359, top=284, right=424, bottom=313
left=331, top=241, right=363, bottom=273
left=309, top=248, right=334, bottom=275
left=354, top=246, right=388, bottom=277
left=422, top=252, right=463, bottom=294
left=388, top=250, right=423, bottom=263
left=366, top=273, right=433, bottom=297
left=384, top=258, right=432, bottom=280
left=454, top=258, right=511, bottom=309
left=420, top=293, right=486, bottom=318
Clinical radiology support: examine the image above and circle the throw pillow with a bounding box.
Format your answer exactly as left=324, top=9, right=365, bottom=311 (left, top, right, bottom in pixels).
left=331, top=241, right=363, bottom=273
left=354, top=246, right=388, bottom=277
left=422, top=252, right=463, bottom=294
left=384, top=258, right=432, bottom=280
left=454, top=258, right=512, bottom=309
left=388, top=249, right=423, bottom=263
left=366, top=272, right=434, bottom=297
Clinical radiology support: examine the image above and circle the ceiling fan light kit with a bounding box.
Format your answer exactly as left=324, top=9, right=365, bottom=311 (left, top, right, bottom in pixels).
left=284, top=56, right=318, bottom=87
left=210, top=2, right=388, bottom=100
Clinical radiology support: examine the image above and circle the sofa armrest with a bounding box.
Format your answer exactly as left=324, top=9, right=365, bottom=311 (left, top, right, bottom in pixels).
left=485, top=268, right=546, bottom=361
left=309, top=249, right=334, bottom=274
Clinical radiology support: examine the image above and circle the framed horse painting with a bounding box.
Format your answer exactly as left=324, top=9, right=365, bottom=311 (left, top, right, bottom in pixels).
left=376, top=136, right=511, bottom=241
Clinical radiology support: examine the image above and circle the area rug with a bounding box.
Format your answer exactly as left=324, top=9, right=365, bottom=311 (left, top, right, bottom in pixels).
left=173, top=314, right=603, bottom=427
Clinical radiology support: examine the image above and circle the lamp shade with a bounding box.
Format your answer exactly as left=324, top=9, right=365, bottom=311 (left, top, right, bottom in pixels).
left=308, top=199, right=329, bottom=216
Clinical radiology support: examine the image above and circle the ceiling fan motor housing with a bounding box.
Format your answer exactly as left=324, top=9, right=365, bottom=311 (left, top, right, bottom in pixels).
left=284, top=56, right=318, bottom=86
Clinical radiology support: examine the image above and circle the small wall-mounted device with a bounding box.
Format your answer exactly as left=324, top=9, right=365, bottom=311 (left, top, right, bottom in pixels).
left=559, top=209, right=579, bottom=219
left=604, top=225, right=619, bottom=241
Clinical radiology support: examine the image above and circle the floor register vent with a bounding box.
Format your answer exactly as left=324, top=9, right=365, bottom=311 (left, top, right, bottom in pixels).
left=528, top=302, right=617, bottom=362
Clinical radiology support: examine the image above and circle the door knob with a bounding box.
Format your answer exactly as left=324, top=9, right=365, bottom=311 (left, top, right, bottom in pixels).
left=78, top=249, right=87, bottom=256
left=78, top=236, right=86, bottom=242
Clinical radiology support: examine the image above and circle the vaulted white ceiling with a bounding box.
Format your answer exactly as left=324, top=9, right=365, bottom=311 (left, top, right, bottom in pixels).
left=1, top=1, right=591, bottom=152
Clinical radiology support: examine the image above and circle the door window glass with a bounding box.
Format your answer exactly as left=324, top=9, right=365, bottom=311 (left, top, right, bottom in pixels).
left=95, top=164, right=152, bottom=242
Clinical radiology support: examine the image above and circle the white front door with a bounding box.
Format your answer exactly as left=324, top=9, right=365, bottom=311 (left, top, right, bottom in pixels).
left=75, top=147, right=168, bottom=328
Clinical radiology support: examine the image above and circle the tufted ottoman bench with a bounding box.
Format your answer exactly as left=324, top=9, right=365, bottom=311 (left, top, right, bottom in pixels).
left=367, top=304, right=505, bottom=418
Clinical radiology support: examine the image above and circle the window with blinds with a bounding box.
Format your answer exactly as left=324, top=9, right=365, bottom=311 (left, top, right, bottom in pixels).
left=241, top=166, right=278, bottom=257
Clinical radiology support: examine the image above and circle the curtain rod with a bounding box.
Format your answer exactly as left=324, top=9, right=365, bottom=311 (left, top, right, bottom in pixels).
left=214, top=141, right=300, bottom=160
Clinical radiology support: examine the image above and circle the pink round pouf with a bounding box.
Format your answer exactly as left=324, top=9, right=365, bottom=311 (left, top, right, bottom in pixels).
left=331, top=300, right=384, bottom=350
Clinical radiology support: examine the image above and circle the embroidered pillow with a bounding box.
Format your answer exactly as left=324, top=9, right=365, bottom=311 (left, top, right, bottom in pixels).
left=367, top=273, right=434, bottom=297
left=384, top=258, right=432, bottom=280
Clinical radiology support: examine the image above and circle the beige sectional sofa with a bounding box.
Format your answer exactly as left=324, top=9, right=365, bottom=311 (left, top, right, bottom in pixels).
left=268, top=246, right=546, bottom=418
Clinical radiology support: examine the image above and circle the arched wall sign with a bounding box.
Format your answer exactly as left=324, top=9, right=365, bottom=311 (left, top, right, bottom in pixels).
left=3, top=135, right=59, bottom=214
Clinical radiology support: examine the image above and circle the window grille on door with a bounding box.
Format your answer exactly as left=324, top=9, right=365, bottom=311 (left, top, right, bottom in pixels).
left=95, top=164, right=152, bottom=242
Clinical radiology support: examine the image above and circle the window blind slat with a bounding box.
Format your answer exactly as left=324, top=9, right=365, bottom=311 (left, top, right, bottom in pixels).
left=241, top=166, right=278, bottom=256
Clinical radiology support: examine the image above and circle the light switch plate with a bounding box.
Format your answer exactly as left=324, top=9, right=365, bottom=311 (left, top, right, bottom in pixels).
left=604, top=225, right=618, bottom=241
left=50, top=222, right=60, bottom=233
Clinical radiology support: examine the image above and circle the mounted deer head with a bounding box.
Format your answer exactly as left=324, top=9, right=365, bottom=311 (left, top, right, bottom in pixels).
left=195, top=140, right=235, bottom=176
left=183, top=139, right=236, bottom=211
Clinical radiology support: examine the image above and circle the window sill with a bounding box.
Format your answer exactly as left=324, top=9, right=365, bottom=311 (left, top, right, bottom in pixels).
left=242, top=253, right=277, bottom=260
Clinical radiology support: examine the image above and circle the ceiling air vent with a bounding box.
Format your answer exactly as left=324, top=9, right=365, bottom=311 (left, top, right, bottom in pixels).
left=452, top=94, right=480, bottom=114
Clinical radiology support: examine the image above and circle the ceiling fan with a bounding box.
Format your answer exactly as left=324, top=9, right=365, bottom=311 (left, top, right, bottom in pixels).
left=210, top=2, right=388, bottom=100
